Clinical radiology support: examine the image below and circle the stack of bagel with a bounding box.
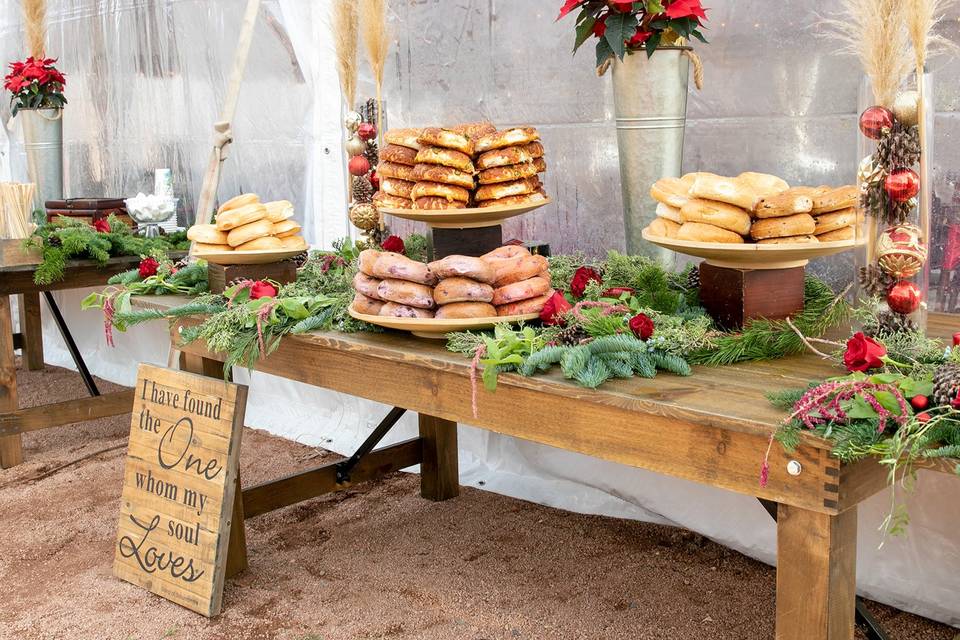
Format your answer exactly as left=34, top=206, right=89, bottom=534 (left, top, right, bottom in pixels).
left=645, top=173, right=860, bottom=245
left=350, top=245, right=555, bottom=320
left=187, top=194, right=307, bottom=253
left=474, top=128, right=548, bottom=209
left=373, top=124, right=549, bottom=211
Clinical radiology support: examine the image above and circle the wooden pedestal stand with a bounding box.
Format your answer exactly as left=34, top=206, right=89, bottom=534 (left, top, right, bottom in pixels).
left=430, top=225, right=503, bottom=259
left=698, top=261, right=806, bottom=330
left=207, top=261, right=298, bottom=294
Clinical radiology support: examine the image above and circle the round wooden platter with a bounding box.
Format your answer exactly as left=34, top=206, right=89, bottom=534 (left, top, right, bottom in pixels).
left=378, top=197, right=551, bottom=229
left=190, top=248, right=304, bottom=266
left=348, top=306, right=539, bottom=339
left=642, top=229, right=864, bottom=270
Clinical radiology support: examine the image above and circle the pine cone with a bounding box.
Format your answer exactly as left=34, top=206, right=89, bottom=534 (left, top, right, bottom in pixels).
left=860, top=180, right=914, bottom=225
left=363, top=140, right=379, bottom=168
left=686, top=266, right=701, bottom=290
left=875, top=309, right=917, bottom=334
left=352, top=176, right=374, bottom=203
left=858, top=265, right=895, bottom=298
left=361, top=98, right=377, bottom=124
left=933, top=363, right=960, bottom=407
left=554, top=324, right=590, bottom=346
left=876, top=125, right=921, bottom=171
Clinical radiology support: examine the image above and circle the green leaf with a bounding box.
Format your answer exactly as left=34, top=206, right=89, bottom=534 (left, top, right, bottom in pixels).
left=645, top=0, right=665, bottom=12
left=690, top=29, right=709, bottom=44
left=874, top=390, right=906, bottom=415
left=574, top=15, right=597, bottom=52
left=595, top=36, right=614, bottom=68
left=846, top=396, right=879, bottom=420
left=644, top=31, right=662, bottom=57
left=80, top=292, right=103, bottom=310
left=279, top=298, right=310, bottom=320
left=603, top=11, right=635, bottom=60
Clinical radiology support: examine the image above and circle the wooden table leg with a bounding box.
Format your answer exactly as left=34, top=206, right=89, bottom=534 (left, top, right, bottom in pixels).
left=418, top=414, right=459, bottom=501
left=179, top=352, right=248, bottom=575
left=776, top=504, right=857, bottom=640
left=0, top=296, right=22, bottom=468
left=18, top=293, right=43, bottom=371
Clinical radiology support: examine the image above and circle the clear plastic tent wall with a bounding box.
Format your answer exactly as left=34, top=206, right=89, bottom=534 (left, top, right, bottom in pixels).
left=1, top=0, right=959, bottom=626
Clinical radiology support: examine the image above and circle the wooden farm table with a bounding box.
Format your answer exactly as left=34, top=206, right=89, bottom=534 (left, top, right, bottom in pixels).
left=0, top=249, right=156, bottom=467
left=139, top=294, right=958, bottom=640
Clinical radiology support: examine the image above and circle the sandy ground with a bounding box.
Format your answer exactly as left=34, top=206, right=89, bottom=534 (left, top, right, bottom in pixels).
left=0, top=362, right=956, bottom=640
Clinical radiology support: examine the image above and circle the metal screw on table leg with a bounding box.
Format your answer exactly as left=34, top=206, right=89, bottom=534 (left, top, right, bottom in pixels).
left=42, top=291, right=100, bottom=397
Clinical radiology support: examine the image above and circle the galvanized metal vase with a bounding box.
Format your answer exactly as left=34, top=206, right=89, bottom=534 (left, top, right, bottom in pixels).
left=20, top=107, right=64, bottom=212
left=612, top=47, right=690, bottom=261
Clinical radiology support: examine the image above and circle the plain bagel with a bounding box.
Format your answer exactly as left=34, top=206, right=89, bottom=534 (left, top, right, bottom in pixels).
left=680, top=199, right=752, bottom=236
left=216, top=202, right=267, bottom=231
left=234, top=235, right=283, bottom=251
left=750, top=213, right=816, bottom=240
left=676, top=222, right=745, bottom=244
left=435, top=302, right=498, bottom=319
left=429, top=255, right=496, bottom=284
left=187, top=224, right=228, bottom=245
left=227, top=218, right=274, bottom=247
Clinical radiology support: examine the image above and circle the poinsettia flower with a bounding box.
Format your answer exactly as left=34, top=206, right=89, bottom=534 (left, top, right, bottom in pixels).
left=593, top=14, right=608, bottom=37
left=628, top=28, right=654, bottom=46
left=665, top=0, right=708, bottom=21
left=556, top=0, right=585, bottom=20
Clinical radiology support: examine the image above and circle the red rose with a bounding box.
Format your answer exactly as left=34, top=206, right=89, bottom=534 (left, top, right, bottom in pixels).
left=540, top=290, right=573, bottom=326
left=665, top=0, right=708, bottom=21
left=629, top=313, right=655, bottom=341
left=602, top=287, right=634, bottom=298
left=137, top=257, right=159, bottom=279
left=381, top=235, right=405, bottom=254
left=92, top=218, right=111, bottom=233
left=250, top=280, right=278, bottom=299
left=953, top=331, right=960, bottom=347
left=570, top=266, right=602, bottom=298
left=842, top=332, right=887, bottom=372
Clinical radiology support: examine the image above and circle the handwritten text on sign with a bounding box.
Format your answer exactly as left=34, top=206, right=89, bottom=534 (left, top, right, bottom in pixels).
left=113, top=364, right=246, bottom=617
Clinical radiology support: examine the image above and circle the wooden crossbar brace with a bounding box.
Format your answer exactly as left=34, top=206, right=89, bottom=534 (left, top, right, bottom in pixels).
left=0, top=389, right=134, bottom=437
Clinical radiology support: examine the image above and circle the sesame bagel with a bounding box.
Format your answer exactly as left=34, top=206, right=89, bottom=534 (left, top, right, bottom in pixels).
left=380, top=144, right=418, bottom=166
left=410, top=181, right=471, bottom=203
left=381, top=177, right=415, bottom=200
left=383, top=128, right=423, bottom=150
left=373, top=192, right=413, bottom=210
left=377, top=161, right=419, bottom=182
left=474, top=127, right=540, bottom=153
left=475, top=177, right=540, bottom=202
left=477, top=161, right=538, bottom=185
left=477, top=191, right=548, bottom=208
left=414, top=146, right=475, bottom=174
left=413, top=196, right=467, bottom=210
left=476, top=146, right=535, bottom=170
left=417, top=127, right=473, bottom=155
left=413, top=163, right=474, bottom=190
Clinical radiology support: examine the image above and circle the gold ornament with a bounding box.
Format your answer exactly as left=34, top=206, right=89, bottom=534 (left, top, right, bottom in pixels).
left=345, top=134, right=366, bottom=157
left=893, top=91, right=920, bottom=128
left=857, top=155, right=886, bottom=196
left=876, top=223, right=927, bottom=279
left=349, top=202, right=379, bottom=231
left=344, top=111, right=362, bottom=132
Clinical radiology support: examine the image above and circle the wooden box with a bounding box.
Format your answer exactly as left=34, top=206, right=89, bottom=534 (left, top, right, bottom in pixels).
left=698, top=262, right=805, bottom=330
left=428, top=226, right=551, bottom=260
left=207, top=261, right=298, bottom=294
left=45, top=198, right=133, bottom=227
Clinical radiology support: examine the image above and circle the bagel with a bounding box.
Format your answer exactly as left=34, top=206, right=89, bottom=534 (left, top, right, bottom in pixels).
left=493, top=254, right=549, bottom=286
left=737, top=172, right=789, bottom=196
left=379, top=302, right=435, bottom=319
left=477, top=146, right=534, bottom=170
left=450, top=122, right=497, bottom=140
left=381, top=177, right=415, bottom=199
left=754, top=190, right=814, bottom=219
left=435, top=302, right=497, bottom=319
left=358, top=249, right=381, bottom=276
left=433, top=278, right=495, bottom=304
left=410, top=181, right=470, bottom=203
left=650, top=177, right=692, bottom=209
left=680, top=199, right=752, bottom=236
left=380, top=144, right=418, bottom=166
left=352, top=292, right=384, bottom=316
left=477, top=191, right=548, bottom=208
left=187, top=224, right=228, bottom=245
left=474, top=127, right=540, bottom=153
left=816, top=226, right=856, bottom=242
left=377, top=279, right=435, bottom=309
left=413, top=197, right=467, bottom=210
left=533, top=157, right=547, bottom=173
left=645, top=218, right=681, bottom=239
left=234, top=235, right=283, bottom=251
left=218, top=193, right=259, bottom=214
left=372, top=252, right=438, bottom=285
left=417, top=127, right=473, bottom=155
left=429, top=255, right=496, bottom=284
left=676, top=222, right=745, bottom=244
left=492, top=276, right=551, bottom=306
left=475, top=177, right=540, bottom=202
left=272, top=219, right=301, bottom=238
left=377, top=161, right=419, bottom=182
left=191, top=242, right=232, bottom=254
left=373, top=192, right=413, bottom=210
left=750, top=213, right=816, bottom=240
left=478, top=161, right=538, bottom=185
left=814, top=208, right=862, bottom=235
left=216, top=202, right=267, bottom=231
left=226, top=218, right=274, bottom=247
left=655, top=202, right=682, bottom=223
left=353, top=272, right=383, bottom=300
left=523, top=141, right=545, bottom=158
left=384, top=128, right=423, bottom=150
left=690, top=174, right=759, bottom=211
left=482, top=245, right=530, bottom=261
left=496, top=291, right=554, bottom=317
left=415, top=146, right=474, bottom=174
left=812, top=185, right=858, bottom=214
left=413, top=163, right=474, bottom=189
left=757, top=235, right=820, bottom=245
left=279, top=235, right=308, bottom=251
left=264, top=200, right=295, bottom=222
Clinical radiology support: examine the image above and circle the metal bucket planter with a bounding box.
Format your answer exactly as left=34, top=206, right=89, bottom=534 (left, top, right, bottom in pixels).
left=612, top=47, right=690, bottom=261
left=20, top=107, right=64, bottom=212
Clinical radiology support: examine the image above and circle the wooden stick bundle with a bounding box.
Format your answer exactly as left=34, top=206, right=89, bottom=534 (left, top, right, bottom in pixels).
left=0, top=182, right=36, bottom=239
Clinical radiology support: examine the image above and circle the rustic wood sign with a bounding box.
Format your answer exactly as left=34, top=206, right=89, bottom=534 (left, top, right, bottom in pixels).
left=113, top=364, right=247, bottom=617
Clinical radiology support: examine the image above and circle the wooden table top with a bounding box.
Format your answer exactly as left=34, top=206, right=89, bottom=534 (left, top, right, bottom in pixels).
left=1, top=253, right=185, bottom=295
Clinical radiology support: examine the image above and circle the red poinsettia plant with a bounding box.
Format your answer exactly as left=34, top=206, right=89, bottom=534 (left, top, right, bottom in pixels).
left=4, top=56, right=67, bottom=116
left=559, top=0, right=708, bottom=65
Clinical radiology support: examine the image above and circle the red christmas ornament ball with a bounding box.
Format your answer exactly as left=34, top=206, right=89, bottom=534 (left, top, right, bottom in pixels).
left=910, top=395, right=928, bottom=410
left=884, top=168, right=920, bottom=203
left=859, top=106, right=894, bottom=140
left=369, top=170, right=380, bottom=190
left=348, top=155, right=371, bottom=176
left=886, top=280, right=922, bottom=315
left=357, top=122, right=377, bottom=141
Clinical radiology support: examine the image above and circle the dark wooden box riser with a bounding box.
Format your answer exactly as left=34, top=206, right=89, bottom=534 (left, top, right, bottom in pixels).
left=207, top=262, right=298, bottom=294
left=698, top=262, right=805, bottom=331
